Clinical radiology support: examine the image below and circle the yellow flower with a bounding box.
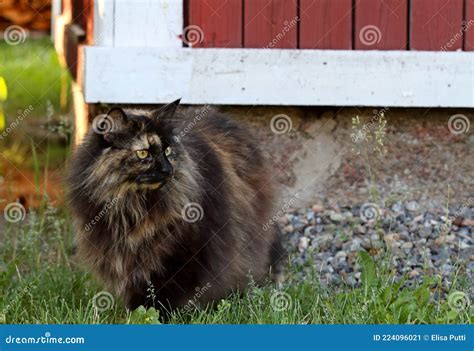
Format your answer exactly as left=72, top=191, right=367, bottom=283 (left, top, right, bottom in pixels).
left=0, top=76, right=7, bottom=131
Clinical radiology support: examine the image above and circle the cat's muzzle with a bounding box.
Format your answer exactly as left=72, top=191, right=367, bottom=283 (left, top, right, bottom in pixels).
left=136, top=170, right=172, bottom=188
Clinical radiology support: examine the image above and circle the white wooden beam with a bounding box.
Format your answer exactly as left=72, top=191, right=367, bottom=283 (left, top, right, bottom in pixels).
left=94, top=0, right=115, bottom=46
left=113, top=0, right=183, bottom=47
left=84, top=48, right=474, bottom=108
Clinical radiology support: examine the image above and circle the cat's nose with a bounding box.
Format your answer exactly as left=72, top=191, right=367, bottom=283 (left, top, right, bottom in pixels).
left=160, top=163, right=173, bottom=177
left=158, top=154, right=173, bottom=178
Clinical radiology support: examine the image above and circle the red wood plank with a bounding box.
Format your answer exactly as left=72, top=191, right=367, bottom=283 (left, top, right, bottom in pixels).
left=187, top=0, right=242, bottom=48
left=465, top=0, right=474, bottom=51
left=299, top=0, right=352, bottom=49
left=355, top=0, right=408, bottom=50
left=411, top=0, right=464, bottom=51
left=243, top=0, right=297, bottom=48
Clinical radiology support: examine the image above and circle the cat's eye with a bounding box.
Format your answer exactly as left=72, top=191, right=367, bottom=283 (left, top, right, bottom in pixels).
left=136, top=150, right=149, bottom=159
left=164, top=146, right=172, bottom=157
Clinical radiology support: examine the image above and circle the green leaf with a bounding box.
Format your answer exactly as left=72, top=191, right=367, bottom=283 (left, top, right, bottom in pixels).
left=129, top=306, right=161, bottom=324
left=414, top=285, right=430, bottom=307
left=447, top=309, right=459, bottom=321
left=358, top=251, right=377, bottom=288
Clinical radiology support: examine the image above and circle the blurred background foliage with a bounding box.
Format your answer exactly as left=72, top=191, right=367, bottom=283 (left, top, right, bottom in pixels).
left=0, top=37, right=72, bottom=208
left=0, top=37, right=70, bottom=119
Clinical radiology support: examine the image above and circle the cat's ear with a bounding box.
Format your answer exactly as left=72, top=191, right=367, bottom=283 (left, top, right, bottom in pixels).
left=106, top=107, right=128, bottom=130
left=151, top=98, right=181, bottom=121
left=94, top=107, right=129, bottom=142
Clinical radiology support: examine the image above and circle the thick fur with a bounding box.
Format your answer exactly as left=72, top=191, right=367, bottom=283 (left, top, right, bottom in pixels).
left=67, top=101, right=283, bottom=316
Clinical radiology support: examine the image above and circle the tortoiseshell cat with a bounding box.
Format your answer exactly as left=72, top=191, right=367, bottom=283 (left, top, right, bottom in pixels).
left=67, top=100, right=283, bottom=317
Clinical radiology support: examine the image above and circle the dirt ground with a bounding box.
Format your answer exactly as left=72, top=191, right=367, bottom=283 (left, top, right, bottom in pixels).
left=216, top=105, right=473, bottom=213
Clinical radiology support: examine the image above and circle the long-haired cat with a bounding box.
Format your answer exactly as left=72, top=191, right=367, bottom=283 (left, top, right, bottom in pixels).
left=67, top=100, right=283, bottom=316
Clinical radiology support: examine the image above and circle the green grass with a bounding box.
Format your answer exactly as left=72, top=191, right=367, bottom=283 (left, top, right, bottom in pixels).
left=0, top=206, right=471, bottom=324
left=0, top=37, right=71, bottom=119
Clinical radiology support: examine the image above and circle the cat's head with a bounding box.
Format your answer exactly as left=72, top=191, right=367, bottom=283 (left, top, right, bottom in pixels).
left=85, top=99, right=185, bottom=194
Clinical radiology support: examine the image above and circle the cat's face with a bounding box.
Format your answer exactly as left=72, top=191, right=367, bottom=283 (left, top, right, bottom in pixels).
left=91, top=100, right=182, bottom=192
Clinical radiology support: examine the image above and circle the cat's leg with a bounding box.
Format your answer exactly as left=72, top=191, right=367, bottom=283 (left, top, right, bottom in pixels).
left=125, top=284, right=151, bottom=311
left=269, top=224, right=287, bottom=286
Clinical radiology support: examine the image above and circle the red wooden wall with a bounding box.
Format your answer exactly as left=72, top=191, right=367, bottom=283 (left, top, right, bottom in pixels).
left=186, top=0, right=474, bottom=51
left=411, top=0, right=464, bottom=51
left=355, top=0, right=408, bottom=50
left=299, top=0, right=352, bottom=50
left=467, top=0, right=474, bottom=50
left=244, top=0, right=298, bottom=48
left=187, top=0, right=242, bottom=47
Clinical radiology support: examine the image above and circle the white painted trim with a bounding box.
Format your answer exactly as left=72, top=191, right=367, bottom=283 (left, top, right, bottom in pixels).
left=84, top=48, right=474, bottom=108
left=94, top=0, right=115, bottom=46
left=93, top=0, right=183, bottom=47
left=114, top=0, right=183, bottom=48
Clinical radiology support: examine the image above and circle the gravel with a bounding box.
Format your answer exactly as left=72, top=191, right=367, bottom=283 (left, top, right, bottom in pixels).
left=280, top=201, right=473, bottom=287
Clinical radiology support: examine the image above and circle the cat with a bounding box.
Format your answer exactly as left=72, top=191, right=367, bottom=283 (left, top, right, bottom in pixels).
left=67, top=99, right=284, bottom=317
